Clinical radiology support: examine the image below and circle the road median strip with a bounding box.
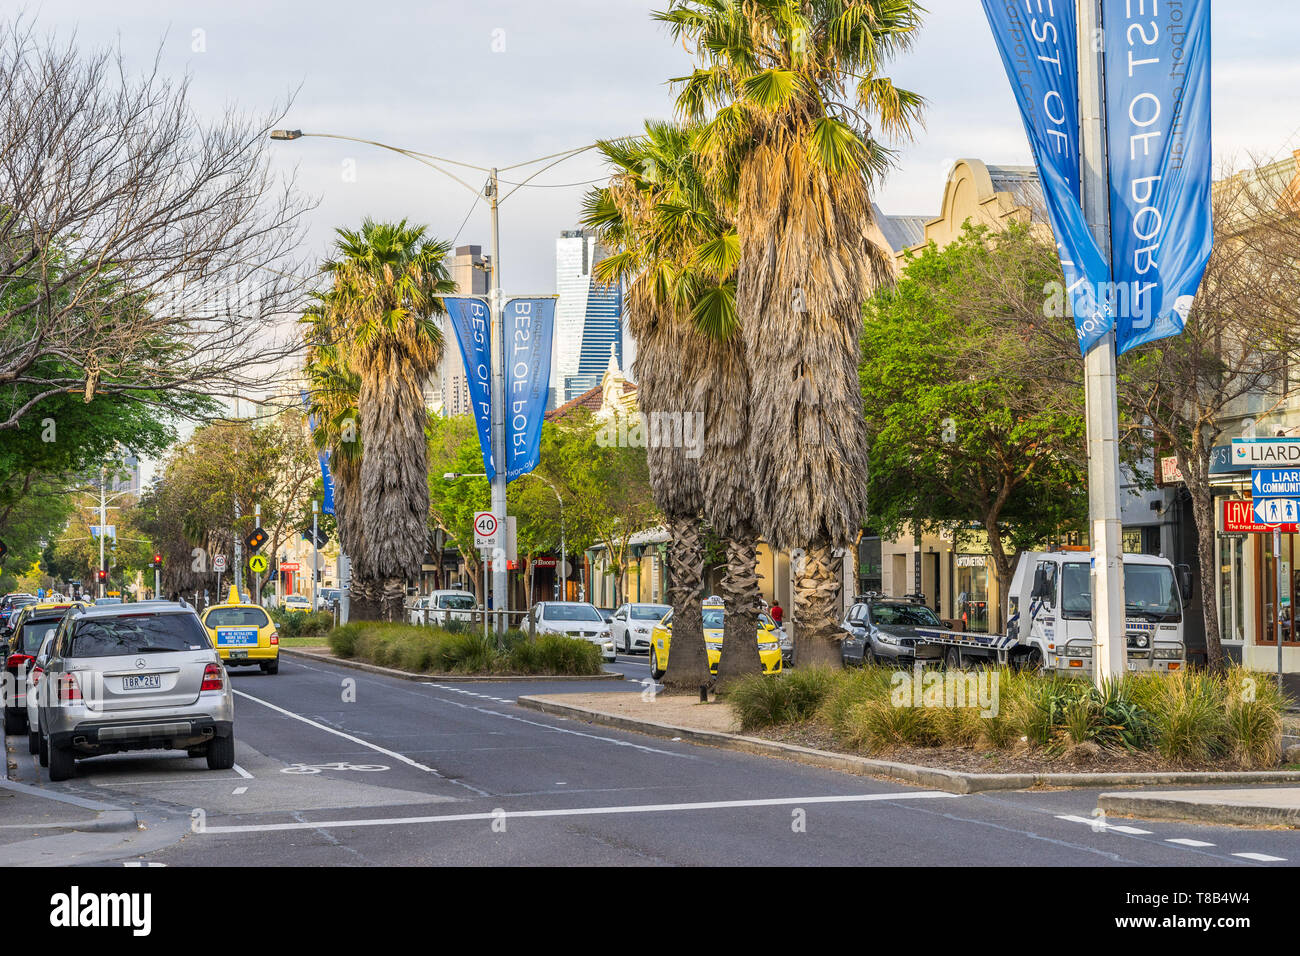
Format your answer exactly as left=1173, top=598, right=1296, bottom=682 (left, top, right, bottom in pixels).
left=1098, top=788, right=1300, bottom=828
left=516, top=695, right=1300, bottom=795
left=281, top=648, right=625, bottom=682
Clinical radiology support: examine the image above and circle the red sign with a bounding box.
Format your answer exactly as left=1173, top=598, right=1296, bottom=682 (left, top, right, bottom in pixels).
left=1160, top=455, right=1185, bottom=485
left=1222, top=498, right=1298, bottom=533
left=279, top=562, right=300, bottom=571
left=531, top=556, right=558, bottom=569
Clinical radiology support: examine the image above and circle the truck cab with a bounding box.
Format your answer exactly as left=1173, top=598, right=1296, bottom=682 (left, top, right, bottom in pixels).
left=1007, top=551, right=1187, bottom=676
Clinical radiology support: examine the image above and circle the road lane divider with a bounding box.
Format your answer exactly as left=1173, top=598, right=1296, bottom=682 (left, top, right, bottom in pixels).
left=196, top=790, right=961, bottom=834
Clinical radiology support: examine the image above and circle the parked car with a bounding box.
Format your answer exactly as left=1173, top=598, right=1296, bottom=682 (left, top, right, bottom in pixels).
left=527, top=602, right=616, bottom=661
left=282, top=595, right=311, bottom=614
left=840, top=597, right=947, bottom=667
left=648, top=600, right=783, bottom=679
left=609, top=602, right=671, bottom=653
left=37, top=601, right=236, bottom=781
left=3, top=600, right=85, bottom=734
left=200, top=589, right=280, bottom=674
left=0, top=593, right=37, bottom=636
left=25, top=629, right=59, bottom=755
left=409, top=590, right=479, bottom=627
left=93, top=597, right=123, bottom=606
left=316, top=588, right=341, bottom=612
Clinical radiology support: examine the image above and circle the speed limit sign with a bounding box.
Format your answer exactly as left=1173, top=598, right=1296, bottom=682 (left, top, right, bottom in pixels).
left=473, top=511, right=500, bottom=550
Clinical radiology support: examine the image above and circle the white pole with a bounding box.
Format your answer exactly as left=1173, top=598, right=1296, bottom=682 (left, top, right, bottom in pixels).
left=312, top=499, right=320, bottom=614
left=1078, top=0, right=1127, bottom=687
left=234, top=495, right=243, bottom=600
left=489, top=168, right=508, bottom=635
left=98, top=466, right=106, bottom=599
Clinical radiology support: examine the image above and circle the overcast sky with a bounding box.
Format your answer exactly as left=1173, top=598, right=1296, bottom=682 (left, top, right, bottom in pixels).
left=38, top=0, right=1300, bottom=295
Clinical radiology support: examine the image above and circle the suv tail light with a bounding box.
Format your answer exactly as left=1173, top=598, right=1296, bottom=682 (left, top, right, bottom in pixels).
left=201, top=663, right=224, bottom=691
left=58, top=674, right=81, bottom=702
left=6, top=653, right=32, bottom=669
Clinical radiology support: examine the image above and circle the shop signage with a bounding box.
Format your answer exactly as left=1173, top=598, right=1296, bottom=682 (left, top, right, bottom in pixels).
left=1223, top=498, right=1297, bottom=534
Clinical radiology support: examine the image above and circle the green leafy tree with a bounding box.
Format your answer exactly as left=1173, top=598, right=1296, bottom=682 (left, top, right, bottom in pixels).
left=861, top=223, right=1088, bottom=628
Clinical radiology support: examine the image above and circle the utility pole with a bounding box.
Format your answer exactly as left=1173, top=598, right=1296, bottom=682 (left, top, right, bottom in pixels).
left=1077, top=0, right=1127, bottom=686
left=234, top=495, right=243, bottom=601
left=98, top=466, right=107, bottom=600
left=253, top=504, right=262, bottom=605
left=312, top=499, right=321, bottom=613
left=488, top=168, right=508, bottom=635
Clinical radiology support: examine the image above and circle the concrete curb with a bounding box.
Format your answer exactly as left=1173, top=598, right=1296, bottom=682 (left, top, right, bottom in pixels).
left=282, top=648, right=625, bottom=683
left=516, top=696, right=1300, bottom=794
left=1099, top=792, right=1300, bottom=828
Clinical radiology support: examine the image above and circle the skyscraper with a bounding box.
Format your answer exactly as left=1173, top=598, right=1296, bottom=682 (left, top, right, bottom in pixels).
left=553, top=229, right=623, bottom=409
left=437, top=244, right=491, bottom=416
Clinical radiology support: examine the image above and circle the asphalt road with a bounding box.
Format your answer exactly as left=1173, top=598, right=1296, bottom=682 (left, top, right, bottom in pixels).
left=5, top=651, right=1300, bottom=866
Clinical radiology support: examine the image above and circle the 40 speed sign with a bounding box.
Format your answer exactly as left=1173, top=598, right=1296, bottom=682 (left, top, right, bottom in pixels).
left=473, top=511, right=500, bottom=550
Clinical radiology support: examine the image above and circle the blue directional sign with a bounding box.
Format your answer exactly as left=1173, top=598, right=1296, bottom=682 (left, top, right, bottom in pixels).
left=1253, top=468, right=1300, bottom=499
left=1254, top=497, right=1300, bottom=525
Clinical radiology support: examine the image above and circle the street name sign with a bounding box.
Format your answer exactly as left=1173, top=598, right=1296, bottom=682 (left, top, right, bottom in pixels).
left=474, top=511, right=500, bottom=550
left=1231, top=438, right=1300, bottom=466
left=1222, top=499, right=1297, bottom=534
left=1254, top=498, right=1300, bottom=525
left=1253, top=467, right=1300, bottom=499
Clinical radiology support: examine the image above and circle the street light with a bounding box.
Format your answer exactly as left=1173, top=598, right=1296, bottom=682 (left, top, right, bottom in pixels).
left=273, top=129, right=593, bottom=635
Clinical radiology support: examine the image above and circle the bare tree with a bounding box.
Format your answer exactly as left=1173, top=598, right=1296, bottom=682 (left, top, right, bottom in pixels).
left=1120, top=152, right=1300, bottom=670
left=0, top=17, right=314, bottom=430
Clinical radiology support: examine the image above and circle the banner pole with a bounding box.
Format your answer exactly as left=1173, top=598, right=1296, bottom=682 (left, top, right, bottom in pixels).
left=489, top=168, right=508, bottom=637
left=1078, top=0, right=1127, bottom=687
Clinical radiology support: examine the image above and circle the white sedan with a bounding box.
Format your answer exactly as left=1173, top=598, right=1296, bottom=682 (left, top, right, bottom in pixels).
left=528, top=602, right=616, bottom=661
left=610, top=603, right=671, bottom=653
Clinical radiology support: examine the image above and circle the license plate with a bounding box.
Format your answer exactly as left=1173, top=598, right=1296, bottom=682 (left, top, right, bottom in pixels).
left=1127, top=661, right=1139, bottom=671
left=228, top=650, right=248, bottom=659
left=122, top=675, right=161, bottom=690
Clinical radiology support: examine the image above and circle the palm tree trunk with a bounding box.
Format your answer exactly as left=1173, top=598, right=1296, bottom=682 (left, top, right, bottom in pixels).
left=715, top=533, right=763, bottom=683
left=661, top=511, right=710, bottom=691
left=348, top=577, right=381, bottom=622
left=792, top=541, right=843, bottom=668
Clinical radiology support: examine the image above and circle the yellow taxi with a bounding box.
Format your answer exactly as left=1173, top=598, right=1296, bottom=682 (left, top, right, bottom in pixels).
left=199, top=587, right=280, bottom=674
left=648, top=597, right=783, bottom=679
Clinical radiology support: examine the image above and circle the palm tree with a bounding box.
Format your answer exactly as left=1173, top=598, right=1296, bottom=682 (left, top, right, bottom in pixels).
left=318, top=220, right=455, bottom=620
left=585, top=120, right=767, bottom=685
left=658, top=0, right=925, bottom=667
left=301, top=296, right=365, bottom=577
left=584, top=123, right=716, bottom=690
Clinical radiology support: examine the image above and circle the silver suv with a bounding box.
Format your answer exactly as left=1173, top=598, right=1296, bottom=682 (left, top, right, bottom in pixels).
left=37, top=602, right=235, bottom=781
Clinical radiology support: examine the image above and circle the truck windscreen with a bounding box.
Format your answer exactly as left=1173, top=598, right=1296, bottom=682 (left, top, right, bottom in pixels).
left=1060, top=563, right=1181, bottom=621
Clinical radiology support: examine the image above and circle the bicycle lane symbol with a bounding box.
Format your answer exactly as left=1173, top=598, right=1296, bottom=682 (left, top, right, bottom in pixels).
left=280, top=762, right=390, bottom=775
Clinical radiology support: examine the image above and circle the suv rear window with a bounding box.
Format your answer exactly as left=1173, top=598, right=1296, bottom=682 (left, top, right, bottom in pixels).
left=66, top=613, right=212, bottom=658
left=15, top=619, right=60, bottom=654
left=205, top=607, right=269, bottom=628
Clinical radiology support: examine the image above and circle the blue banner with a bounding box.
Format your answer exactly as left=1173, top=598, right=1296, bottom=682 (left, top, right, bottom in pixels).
left=301, top=390, right=335, bottom=515
left=981, top=0, right=1113, bottom=353
left=505, top=297, right=556, bottom=482
left=1104, top=0, right=1212, bottom=354
left=445, top=297, right=496, bottom=480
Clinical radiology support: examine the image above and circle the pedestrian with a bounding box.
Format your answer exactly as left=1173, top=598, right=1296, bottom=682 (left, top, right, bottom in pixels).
left=771, top=602, right=783, bottom=626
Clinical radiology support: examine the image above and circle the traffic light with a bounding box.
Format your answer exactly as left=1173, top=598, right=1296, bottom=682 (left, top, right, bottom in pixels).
left=244, top=526, right=268, bottom=552
left=96, top=568, right=108, bottom=583
left=0, top=539, right=7, bottom=563
left=303, top=526, right=329, bottom=548
left=151, top=553, right=163, bottom=569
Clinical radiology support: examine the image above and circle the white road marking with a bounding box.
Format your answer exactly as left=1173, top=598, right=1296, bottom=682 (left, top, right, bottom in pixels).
left=233, top=689, right=442, bottom=775
left=232, top=763, right=253, bottom=779
left=198, top=790, right=960, bottom=834
left=1056, top=814, right=1151, bottom=835
left=233, top=786, right=248, bottom=795
left=1232, top=852, right=1286, bottom=862
left=122, top=862, right=166, bottom=867
left=1166, top=838, right=1215, bottom=847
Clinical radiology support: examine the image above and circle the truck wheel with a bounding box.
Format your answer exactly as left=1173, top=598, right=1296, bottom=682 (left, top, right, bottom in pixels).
left=47, top=742, right=76, bottom=782
left=945, top=646, right=963, bottom=670
left=38, top=731, right=48, bottom=767
left=207, top=734, right=236, bottom=770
